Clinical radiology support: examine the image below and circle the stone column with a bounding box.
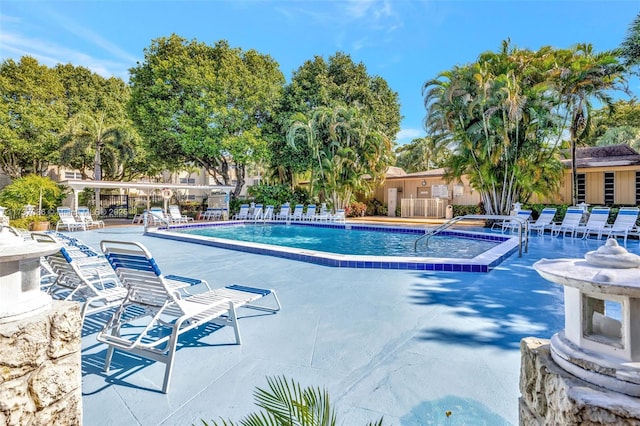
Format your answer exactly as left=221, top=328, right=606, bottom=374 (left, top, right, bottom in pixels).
left=0, top=301, right=82, bottom=425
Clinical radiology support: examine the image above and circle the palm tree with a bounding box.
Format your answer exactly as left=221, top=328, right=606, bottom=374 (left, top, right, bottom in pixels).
left=423, top=41, right=563, bottom=214
left=206, top=375, right=383, bottom=426
left=287, top=105, right=392, bottom=209
left=546, top=44, right=627, bottom=205
left=61, top=111, right=135, bottom=207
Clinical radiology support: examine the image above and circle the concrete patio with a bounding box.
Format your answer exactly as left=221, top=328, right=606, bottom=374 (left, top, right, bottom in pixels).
left=70, top=225, right=636, bottom=425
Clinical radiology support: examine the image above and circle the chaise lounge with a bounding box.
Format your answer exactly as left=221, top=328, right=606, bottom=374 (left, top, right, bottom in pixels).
left=97, top=240, right=281, bottom=393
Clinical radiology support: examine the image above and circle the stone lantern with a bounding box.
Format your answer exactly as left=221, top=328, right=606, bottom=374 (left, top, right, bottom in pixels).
left=534, top=239, right=640, bottom=396
left=0, top=226, right=60, bottom=323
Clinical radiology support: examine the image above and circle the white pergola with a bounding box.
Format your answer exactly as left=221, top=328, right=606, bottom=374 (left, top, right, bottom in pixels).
left=61, top=179, right=234, bottom=213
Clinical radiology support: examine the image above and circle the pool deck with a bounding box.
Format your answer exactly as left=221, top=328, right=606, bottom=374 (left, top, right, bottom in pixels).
left=71, top=222, right=639, bottom=425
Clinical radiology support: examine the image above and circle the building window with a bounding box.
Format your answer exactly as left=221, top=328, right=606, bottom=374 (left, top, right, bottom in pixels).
left=604, top=172, right=615, bottom=206
left=64, top=171, right=82, bottom=179
left=577, top=173, right=586, bottom=204
left=179, top=178, right=196, bottom=184
left=636, top=172, right=640, bottom=205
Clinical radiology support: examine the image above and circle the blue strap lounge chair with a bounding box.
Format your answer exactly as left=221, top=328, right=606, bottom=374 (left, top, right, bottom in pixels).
left=97, top=240, right=280, bottom=393
left=77, top=206, right=105, bottom=229
left=551, top=207, right=584, bottom=238
left=496, top=209, right=532, bottom=234
left=303, top=204, right=317, bottom=221
left=56, top=207, right=86, bottom=232
left=233, top=204, right=250, bottom=220
left=290, top=204, right=304, bottom=221
left=574, top=207, right=611, bottom=239
left=331, top=209, right=346, bottom=222
left=248, top=204, right=263, bottom=221
left=43, top=246, right=126, bottom=325
left=262, top=205, right=274, bottom=221
left=275, top=203, right=290, bottom=221
left=528, top=208, right=557, bottom=236
left=603, top=207, right=640, bottom=244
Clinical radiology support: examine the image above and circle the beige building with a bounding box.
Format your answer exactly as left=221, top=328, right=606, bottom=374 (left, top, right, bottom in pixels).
left=373, top=145, right=640, bottom=218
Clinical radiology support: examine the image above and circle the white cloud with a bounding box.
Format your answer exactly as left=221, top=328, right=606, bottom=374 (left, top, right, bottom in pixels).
left=0, top=31, right=132, bottom=81
left=396, top=128, right=425, bottom=144
left=45, top=8, right=138, bottom=65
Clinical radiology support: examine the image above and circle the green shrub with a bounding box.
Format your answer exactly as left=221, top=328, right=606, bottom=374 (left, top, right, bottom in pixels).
left=0, top=175, right=66, bottom=219
left=452, top=204, right=482, bottom=216
left=365, top=198, right=387, bottom=216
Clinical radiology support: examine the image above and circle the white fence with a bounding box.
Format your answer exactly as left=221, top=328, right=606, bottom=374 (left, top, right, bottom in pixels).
left=400, top=198, right=447, bottom=218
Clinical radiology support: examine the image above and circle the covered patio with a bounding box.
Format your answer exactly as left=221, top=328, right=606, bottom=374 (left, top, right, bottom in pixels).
left=60, top=179, right=234, bottom=217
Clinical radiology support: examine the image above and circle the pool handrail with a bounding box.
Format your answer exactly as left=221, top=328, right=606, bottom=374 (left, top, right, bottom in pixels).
left=415, top=214, right=528, bottom=257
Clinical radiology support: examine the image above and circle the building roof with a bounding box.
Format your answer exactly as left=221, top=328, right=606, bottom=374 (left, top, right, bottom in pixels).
left=385, top=168, right=447, bottom=180
left=561, top=144, right=640, bottom=168
left=385, top=166, right=407, bottom=177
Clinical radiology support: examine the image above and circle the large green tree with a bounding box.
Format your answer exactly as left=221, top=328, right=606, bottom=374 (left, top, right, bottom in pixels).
left=271, top=53, right=401, bottom=186
left=424, top=41, right=565, bottom=214
left=287, top=104, right=393, bottom=209
left=0, top=57, right=66, bottom=178
left=128, top=34, right=285, bottom=197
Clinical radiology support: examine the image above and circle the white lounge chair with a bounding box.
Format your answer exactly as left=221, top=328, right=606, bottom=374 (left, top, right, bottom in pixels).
left=550, top=207, right=584, bottom=238
left=275, top=203, right=290, bottom=221
left=316, top=203, right=330, bottom=221
left=496, top=209, right=532, bottom=234
left=98, top=240, right=280, bottom=393
left=603, top=207, right=639, bottom=244
left=290, top=204, right=304, bottom=221
left=147, top=207, right=171, bottom=226
left=233, top=204, right=250, bottom=220
left=574, top=207, right=610, bottom=239
left=331, top=209, right=346, bottom=222
left=302, top=204, right=317, bottom=221
left=56, top=207, right=86, bottom=232
left=200, top=207, right=222, bottom=221
left=168, top=205, right=193, bottom=223
left=43, top=247, right=126, bottom=325
left=248, top=204, right=263, bottom=221
left=77, top=206, right=105, bottom=229
left=262, top=205, right=274, bottom=221
left=527, top=208, right=557, bottom=236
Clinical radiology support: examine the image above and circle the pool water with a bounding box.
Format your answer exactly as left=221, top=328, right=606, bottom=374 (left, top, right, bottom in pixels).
left=180, top=223, right=499, bottom=259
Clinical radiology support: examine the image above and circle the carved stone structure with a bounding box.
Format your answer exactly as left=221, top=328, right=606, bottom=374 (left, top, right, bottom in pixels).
left=534, top=239, right=640, bottom=396
left=520, top=337, right=640, bottom=424
left=0, top=301, right=82, bottom=425
left=523, top=239, right=640, bottom=424
left=0, top=230, right=81, bottom=425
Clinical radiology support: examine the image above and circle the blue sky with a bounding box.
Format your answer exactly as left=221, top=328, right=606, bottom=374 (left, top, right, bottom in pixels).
left=1, top=1, right=639, bottom=145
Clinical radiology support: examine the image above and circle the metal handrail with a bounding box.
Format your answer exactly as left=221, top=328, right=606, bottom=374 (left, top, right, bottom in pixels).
left=143, top=211, right=172, bottom=231
left=414, top=214, right=529, bottom=257
left=414, top=216, right=466, bottom=251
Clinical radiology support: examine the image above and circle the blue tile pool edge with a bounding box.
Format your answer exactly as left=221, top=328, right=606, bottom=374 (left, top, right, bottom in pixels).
left=145, top=222, right=520, bottom=272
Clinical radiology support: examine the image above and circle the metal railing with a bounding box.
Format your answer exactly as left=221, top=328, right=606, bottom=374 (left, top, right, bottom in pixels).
left=414, top=214, right=529, bottom=257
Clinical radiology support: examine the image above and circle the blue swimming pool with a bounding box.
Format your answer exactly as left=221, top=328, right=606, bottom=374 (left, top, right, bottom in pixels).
left=179, top=223, right=497, bottom=258
left=146, top=222, right=520, bottom=272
